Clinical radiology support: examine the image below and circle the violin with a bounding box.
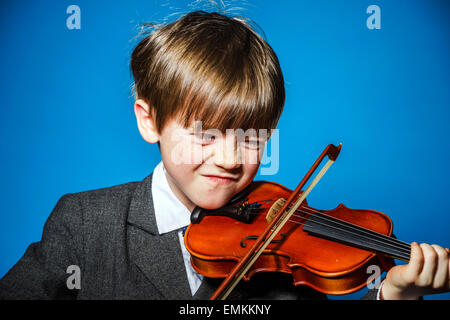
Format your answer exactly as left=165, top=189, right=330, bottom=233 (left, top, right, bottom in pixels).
left=183, top=143, right=442, bottom=300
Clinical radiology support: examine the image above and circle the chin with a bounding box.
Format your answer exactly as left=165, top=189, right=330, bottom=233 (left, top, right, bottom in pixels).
left=194, top=197, right=229, bottom=210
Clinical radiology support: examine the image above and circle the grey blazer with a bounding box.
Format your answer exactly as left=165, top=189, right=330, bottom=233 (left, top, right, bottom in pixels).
left=0, top=174, right=379, bottom=300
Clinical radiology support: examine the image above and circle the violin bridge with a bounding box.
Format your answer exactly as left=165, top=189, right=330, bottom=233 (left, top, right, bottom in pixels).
left=266, top=198, right=287, bottom=223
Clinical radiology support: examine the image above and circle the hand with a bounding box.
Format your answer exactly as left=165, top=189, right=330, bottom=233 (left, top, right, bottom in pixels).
left=381, top=242, right=450, bottom=300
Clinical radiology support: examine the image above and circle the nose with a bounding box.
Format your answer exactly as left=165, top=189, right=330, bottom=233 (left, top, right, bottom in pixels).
left=213, top=134, right=241, bottom=169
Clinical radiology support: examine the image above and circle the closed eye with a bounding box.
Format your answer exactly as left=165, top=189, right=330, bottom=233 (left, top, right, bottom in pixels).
left=192, top=132, right=217, bottom=145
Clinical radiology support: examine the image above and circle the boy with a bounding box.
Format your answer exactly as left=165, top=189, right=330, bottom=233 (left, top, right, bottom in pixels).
left=0, top=11, right=448, bottom=300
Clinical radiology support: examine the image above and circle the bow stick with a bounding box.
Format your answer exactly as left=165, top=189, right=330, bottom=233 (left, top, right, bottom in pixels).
left=210, top=143, right=343, bottom=300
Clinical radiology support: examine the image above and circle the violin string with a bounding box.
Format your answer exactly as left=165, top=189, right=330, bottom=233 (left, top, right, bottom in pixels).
left=247, top=203, right=411, bottom=260
left=295, top=205, right=411, bottom=249
left=292, top=213, right=411, bottom=254
left=284, top=218, right=411, bottom=261
left=265, top=205, right=411, bottom=258
left=269, top=210, right=411, bottom=261
left=273, top=211, right=411, bottom=260
left=289, top=212, right=409, bottom=260
left=251, top=200, right=411, bottom=250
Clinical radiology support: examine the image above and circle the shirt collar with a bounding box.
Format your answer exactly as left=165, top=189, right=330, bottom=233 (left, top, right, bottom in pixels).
left=151, top=161, right=191, bottom=235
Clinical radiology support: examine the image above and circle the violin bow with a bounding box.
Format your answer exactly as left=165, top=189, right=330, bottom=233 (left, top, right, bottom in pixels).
left=209, top=143, right=343, bottom=300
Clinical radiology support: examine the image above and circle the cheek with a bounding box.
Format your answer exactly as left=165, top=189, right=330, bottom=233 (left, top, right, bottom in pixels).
left=161, top=136, right=204, bottom=166
left=243, top=163, right=260, bottom=178
left=191, top=144, right=205, bottom=164
left=240, top=147, right=263, bottom=166
left=160, top=141, right=198, bottom=177
left=163, top=161, right=198, bottom=195
left=237, top=159, right=260, bottom=185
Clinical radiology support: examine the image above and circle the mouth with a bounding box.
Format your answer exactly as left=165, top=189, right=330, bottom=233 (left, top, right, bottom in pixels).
left=203, top=175, right=237, bottom=185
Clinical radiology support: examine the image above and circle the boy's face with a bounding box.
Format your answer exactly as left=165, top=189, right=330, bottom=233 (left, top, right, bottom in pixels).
left=135, top=100, right=266, bottom=212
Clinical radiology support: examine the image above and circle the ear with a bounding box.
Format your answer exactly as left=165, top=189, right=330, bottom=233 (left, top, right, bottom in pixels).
left=134, top=99, right=160, bottom=144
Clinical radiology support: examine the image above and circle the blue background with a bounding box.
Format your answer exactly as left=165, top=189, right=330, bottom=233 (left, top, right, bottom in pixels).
left=0, top=0, right=449, bottom=299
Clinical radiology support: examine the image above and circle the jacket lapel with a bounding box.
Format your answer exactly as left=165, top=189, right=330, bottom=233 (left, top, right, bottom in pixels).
left=126, top=173, right=192, bottom=299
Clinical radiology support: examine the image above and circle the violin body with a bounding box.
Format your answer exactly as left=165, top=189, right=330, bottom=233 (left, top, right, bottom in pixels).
left=185, top=180, right=396, bottom=295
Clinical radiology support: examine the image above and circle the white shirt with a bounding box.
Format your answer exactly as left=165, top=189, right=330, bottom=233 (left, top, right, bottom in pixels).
left=151, top=161, right=203, bottom=295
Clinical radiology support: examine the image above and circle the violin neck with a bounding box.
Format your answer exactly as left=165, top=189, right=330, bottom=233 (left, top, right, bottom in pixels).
left=303, top=213, right=411, bottom=262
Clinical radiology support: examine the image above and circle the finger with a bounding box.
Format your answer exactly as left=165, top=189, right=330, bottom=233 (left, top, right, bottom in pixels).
left=431, top=244, right=449, bottom=290
left=447, top=248, right=450, bottom=289
left=417, top=243, right=438, bottom=287
left=404, top=242, right=424, bottom=283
